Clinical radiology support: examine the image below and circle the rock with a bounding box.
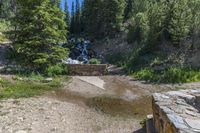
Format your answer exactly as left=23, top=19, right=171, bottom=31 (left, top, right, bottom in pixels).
left=51, top=127, right=57, bottom=132
left=153, top=89, right=200, bottom=133
left=43, top=78, right=53, bottom=83
left=63, top=58, right=81, bottom=64
left=15, top=130, right=27, bottom=133
left=185, top=119, right=200, bottom=130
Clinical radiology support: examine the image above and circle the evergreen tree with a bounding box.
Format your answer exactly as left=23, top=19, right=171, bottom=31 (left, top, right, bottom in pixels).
left=131, top=0, right=148, bottom=16
left=80, top=2, right=85, bottom=33
left=82, top=0, right=102, bottom=37
left=147, top=0, right=166, bottom=48
left=0, top=0, right=2, bottom=16
left=64, top=0, right=70, bottom=29
left=74, top=0, right=81, bottom=34
left=11, top=0, right=68, bottom=71
left=82, top=0, right=125, bottom=38
left=124, top=0, right=133, bottom=21
left=102, top=0, right=125, bottom=36
left=0, top=0, right=14, bottom=19
left=70, top=2, right=75, bottom=34
left=188, top=0, right=200, bottom=35
left=168, top=0, right=192, bottom=45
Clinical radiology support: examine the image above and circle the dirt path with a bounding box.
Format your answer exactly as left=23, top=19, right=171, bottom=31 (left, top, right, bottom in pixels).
left=1, top=76, right=200, bottom=133
left=0, top=97, right=142, bottom=133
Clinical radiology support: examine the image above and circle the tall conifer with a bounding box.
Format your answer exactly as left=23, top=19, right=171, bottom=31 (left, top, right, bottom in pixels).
left=11, top=0, right=68, bottom=71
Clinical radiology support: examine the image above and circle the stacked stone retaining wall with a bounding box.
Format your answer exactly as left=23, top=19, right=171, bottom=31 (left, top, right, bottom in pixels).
left=152, top=89, right=200, bottom=133
left=67, top=64, right=107, bottom=76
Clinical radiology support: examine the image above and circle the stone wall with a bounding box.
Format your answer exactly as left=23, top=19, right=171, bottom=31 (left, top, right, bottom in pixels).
left=67, top=64, right=108, bottom=76
left=152, top=89, right=200, bottom=133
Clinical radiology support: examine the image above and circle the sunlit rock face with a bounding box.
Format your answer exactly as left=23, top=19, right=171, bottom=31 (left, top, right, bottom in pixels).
left=152, top=89, right=200, bottom=133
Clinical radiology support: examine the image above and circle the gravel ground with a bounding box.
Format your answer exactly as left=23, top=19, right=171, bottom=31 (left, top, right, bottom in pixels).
left=1, top=75, right=200, bottom=133
left=0, top=97, right=142, bottom=133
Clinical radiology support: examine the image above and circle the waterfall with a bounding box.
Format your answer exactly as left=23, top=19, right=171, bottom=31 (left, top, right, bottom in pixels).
left=64, top=39, right=93, bottom=64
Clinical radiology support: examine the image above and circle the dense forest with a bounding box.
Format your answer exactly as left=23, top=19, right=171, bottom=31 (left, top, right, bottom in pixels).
left=1, top=0, right=200, bottom=82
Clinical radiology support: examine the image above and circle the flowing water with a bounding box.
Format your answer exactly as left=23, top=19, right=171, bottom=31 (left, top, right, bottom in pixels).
left=65, top=40, right=94, bottom=64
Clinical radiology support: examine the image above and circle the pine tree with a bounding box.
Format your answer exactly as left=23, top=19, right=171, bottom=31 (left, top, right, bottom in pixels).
left=189, top=0, right=200, bottom=35
left=11, top=0, right=68, bottom=71
left=131, top=0, right=148, bottom=16
left=168, top=0, right=192, bottom=45
left=70, top=2, right=75, bottom=34
left=102, top=0, right=125, bottom=36
left=124, top=0, right=133, bottom=21
left=82, top=0, right=125, bottom=38
left=82, top=0, right=102, bottom=37
left=74, top=0, right=81, bottom=34
left=147, top=0, right=166, bottom=48
left=64, top=0, right=70, bottom=29
left=0, top=0, right=2, bottom=16
left=0, top=0, right=14, bottom=19
left=80, top=2, right=85, bottom=33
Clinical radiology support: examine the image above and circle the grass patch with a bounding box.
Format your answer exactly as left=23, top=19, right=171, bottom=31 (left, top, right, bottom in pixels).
left=0, top=34, right=8, bottom=43
left=15, top=72, right=45, bottom=81
left=0, top=76, right=66, bottom=99
left=131, top=67, right=200, bottom=83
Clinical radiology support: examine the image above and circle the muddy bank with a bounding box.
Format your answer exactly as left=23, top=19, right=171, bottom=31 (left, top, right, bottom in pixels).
left=46, top=89, right=152, bottom=119
left=45, top=76, right=174, bottom=119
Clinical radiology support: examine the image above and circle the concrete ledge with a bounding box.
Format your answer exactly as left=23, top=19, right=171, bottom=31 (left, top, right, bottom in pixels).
left=67, top=64, right=108, bottom=76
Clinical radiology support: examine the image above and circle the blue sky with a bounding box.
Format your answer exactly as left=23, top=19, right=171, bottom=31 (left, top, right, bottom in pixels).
left=61, top=0, right=83, bottom=12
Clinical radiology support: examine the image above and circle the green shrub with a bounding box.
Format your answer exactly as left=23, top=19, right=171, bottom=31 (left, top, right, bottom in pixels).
left=46, top=63, right=68, bottom=77
left=162, top=67, right=200, bottom=83
left=132, top=68, right=160, bottom=82
left=89, top=58, right=101, bottom=64
left=0, top=20, right=10, bottom=42
left=132, top=67, right=200, bottom=83
left=107, top=52, right=127, bottom=67
left=0, top=34, right=7, bottom=43
left=0, top=20, right=11, bottom=32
